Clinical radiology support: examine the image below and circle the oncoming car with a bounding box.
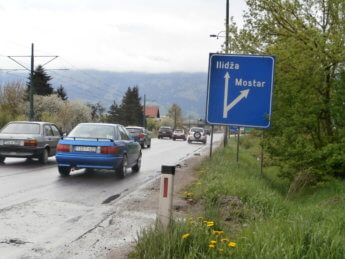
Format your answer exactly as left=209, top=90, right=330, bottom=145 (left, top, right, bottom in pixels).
left=0, top=121, right=61, bottom=164
left=187, top=127, right=207, bottom=144
left=55, top=123, right=141, bottom=178
left=172, top=129, right=186, bottom=141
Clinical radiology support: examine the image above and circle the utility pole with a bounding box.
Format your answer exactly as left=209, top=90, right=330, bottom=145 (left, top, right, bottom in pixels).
left=143, top=94, right=146, bottom=128
left=6, top=43, right=63, bottom=121
left=223, top=0, right=230, bottom=147
left=29, top=43, right=34, bottom=120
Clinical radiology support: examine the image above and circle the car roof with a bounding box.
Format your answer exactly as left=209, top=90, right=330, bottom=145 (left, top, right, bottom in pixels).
left=126, top=126, right=144, bottom=129
left=8, top=121, right=53, bottom=125
left=77, top=122, right=121, bottom=127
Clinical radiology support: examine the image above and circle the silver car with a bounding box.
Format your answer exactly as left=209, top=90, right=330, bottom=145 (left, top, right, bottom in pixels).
left=187, top=127, right=207, bottom=144
left=0, top=121, right=62, bottom=164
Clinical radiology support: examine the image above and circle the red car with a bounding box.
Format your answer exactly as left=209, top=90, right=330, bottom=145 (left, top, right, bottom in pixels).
left=172, top=129, right=186, bottom=141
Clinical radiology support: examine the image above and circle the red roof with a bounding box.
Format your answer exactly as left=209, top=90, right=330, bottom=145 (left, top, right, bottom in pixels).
left=144, top=106, right=160, bottom=118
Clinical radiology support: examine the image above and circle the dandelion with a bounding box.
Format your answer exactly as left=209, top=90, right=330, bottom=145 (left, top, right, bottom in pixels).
left=182, top=233, right=190, bottom=239
left=207, top=222, right=214, bottom=227
left=196, top=182, right=202, bottom=185
left=197, top=216, right=203, bottom=220
left=218, top=249, right=224, bottom=252
left=228, top=242, right=237, bottom=247
left=221, top=238, right=229, bottom=243
left=210, top=240, right=217, bottom=244
left=188, top=217, right=194, bottom=221
left=203, top=221, right=208, bottom=223
left=209, top=244, right=215, bottom=248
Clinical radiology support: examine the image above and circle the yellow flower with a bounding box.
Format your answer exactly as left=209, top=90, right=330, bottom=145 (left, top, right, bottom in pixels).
left=188, top=217, right=194, bottom=221
left=207, top=221, right=214, bottom=227
left=208, top=244, right=215, bottom=248
left=197, top=216, right=203, bottom=220
left=228, top=242, right=237, bottom=247
left=221, top=238, right=229, bottom=243
left=182, top=233, right=190, bottom=239
left=210, top=240, right=217, bottom=244
left=196, top=182, right=202, bottom=185
left=218, top=249, right=224, bottom=252
left=212, top=230, right=224, bottom=235
left=203, top=221, right=208, bottom=223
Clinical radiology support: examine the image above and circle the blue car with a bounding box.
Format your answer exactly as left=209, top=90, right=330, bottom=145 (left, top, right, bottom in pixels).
left=56, top=123, right=141, bottom=177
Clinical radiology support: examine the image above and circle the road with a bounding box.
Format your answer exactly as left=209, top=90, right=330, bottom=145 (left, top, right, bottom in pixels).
left=0, top=134, right=222, bottom=258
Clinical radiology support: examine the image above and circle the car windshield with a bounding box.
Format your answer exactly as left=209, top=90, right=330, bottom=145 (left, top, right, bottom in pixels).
left=68, top=124, right=115, bottom=139
left=191, top=128, right=203, bottom=133
left=174, top=130, right=183, bottom=133
left=1, top=123, right=40, bottom=134
left=160, top=127, right=171, bottom=130
left=126, top=128, right=142, bottom=135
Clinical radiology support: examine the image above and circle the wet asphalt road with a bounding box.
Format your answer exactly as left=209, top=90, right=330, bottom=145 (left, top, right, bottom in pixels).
left=0, top=135, right=222, bottom=258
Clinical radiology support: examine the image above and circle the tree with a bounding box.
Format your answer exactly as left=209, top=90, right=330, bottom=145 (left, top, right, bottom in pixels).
left=88, top=102, right=105, bottom=122
left=119, top=86, right=143, bottom=126
left=167, top=103, right=183, bottom=129
left=56, top=85, right=68, bottom=100
left=27, top=65, right=54, bottom=96
left=106, top=101, right=121, bottom=123
left=232, top=0, right=345, bottom=182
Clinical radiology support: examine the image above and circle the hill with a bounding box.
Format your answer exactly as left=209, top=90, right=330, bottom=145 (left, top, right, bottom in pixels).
left=0, top=70, right=208, bottom=118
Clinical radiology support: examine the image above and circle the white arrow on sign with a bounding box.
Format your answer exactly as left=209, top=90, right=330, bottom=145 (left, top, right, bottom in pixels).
left=223, top=72, right=250, bottom=118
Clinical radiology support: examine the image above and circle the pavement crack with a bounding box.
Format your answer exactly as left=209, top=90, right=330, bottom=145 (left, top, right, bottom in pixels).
left=0, top=238, right=31, bottom=245
left=102, top=193, right=121, bottom=204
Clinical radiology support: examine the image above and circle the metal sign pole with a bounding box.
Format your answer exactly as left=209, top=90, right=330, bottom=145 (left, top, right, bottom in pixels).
left=236, top=127, right=240, bottom=163
left=260, top=130, right=264, bottom=174
left=209, top=125, right=214, bottom=158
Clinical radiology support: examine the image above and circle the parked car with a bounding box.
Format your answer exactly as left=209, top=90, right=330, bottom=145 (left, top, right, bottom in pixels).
left=158, top=126, right=173, bottom=139
left=126, top=126, right=151, bottom=148
left=187, top=127, right=207, bottom=144
left=55, top=123, right=141, bottom=178
left=172, top=129, right=186, bottom=141
left=0, top=121, right=61, bottom=164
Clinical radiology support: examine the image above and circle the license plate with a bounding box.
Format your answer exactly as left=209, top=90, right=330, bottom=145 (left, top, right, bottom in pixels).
left=75, top=146, right=96, bottom=152
left=4, top=140, right=20, bottom=145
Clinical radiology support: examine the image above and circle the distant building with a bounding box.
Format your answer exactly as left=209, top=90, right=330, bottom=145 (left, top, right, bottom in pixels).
left=144, top=106, right=160, bottom=119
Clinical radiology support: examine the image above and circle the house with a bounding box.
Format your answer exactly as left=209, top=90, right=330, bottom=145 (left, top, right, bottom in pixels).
left=144, top=106, right=160, bottom=119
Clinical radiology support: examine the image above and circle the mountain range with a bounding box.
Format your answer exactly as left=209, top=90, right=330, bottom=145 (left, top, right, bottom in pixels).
left=0, top=70, right=208, bottom=118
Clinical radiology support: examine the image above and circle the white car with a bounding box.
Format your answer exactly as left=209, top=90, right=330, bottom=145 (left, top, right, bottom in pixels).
left=187, top=127, right=207, bottom=144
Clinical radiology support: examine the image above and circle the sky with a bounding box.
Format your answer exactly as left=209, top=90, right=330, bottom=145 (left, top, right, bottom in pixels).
left=0, top=0, right=248, bottom=73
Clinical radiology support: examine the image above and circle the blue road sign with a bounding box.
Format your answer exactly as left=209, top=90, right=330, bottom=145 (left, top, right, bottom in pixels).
left=206, top=54, right=275, bottom=128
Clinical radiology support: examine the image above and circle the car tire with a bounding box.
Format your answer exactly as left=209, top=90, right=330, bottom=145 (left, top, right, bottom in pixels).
left=132, top=153, right=141, bottom=173
left=147, top=141, right=151, bottom=148
left=141, top=143, right=145, bottom=149
left=116, top=155, right=127, bottom=178
left=194, top=132, right=201, bottom=140
left=0, top=156, right=5, bottom=163
left=39, top=148, right=48, bottom=164
left=58, top=166, right=71, bottom=176
left=188, top=139, right=192, bottom=144
left=183, top=138, right=186, bottom=141
left=173, top=138, right=176, bottom=141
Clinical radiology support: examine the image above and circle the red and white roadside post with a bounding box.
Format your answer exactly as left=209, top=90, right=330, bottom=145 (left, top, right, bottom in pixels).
left=158, top=165, right=175, bottom=228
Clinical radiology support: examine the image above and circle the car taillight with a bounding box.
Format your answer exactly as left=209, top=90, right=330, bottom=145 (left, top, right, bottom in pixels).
left=100, top=146, right=119, bottom=154
left=57, top=144, right=71, bottom=152
left=24, top=140, right=37, bottom=147
left=139, top=133, right=144, bottom=138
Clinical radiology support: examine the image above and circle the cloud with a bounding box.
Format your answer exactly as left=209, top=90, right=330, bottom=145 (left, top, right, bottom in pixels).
left=0, top=0, right=248, bottom=73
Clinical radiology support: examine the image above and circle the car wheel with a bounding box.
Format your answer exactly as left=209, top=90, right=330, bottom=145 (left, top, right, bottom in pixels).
left=147, top=141, right=151, bottom=148
left=132, top=153, right=141, bottom=173
left=58, top=166, right=71, bottom=176
left=188, top=139, right=192, bottom=144
left=173, top=138, right=176, bottom=141
left=0, top=156, right=5, bottom=163
left=39, top=148, right=48, bottom=164
left=141, top=143, right=145, bottom=149
left=116, top=155, right=127, bottom=178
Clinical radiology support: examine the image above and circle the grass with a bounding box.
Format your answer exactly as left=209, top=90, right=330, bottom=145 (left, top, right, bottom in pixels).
left=129, top=134, right=345, bottom=258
